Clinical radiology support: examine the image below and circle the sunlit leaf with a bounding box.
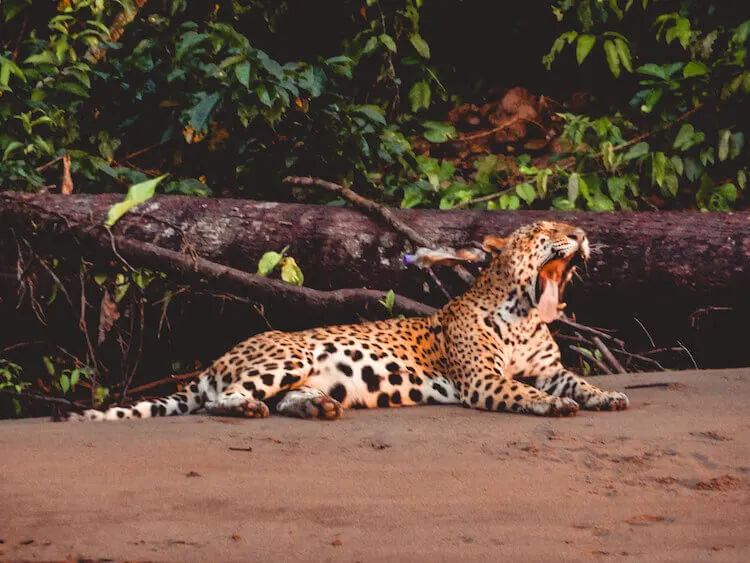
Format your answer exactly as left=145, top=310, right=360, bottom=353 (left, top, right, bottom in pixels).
left=576, top=34, right=596, bottom=64
left=105, top=174, right=168, bottom=227
left=257, top=251, right=283, bottom=276
left=409, top=34, right=431, bottom=59
left=408, top=81, right=431, bottom=112
left=280, top=257, right=304, bottom=286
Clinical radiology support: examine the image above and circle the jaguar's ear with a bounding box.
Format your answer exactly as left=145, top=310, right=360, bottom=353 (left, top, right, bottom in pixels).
left=481, top=236, right=509, bottom=255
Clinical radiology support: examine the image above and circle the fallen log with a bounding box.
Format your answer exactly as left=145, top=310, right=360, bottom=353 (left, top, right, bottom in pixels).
left=2, top=191, right=749, bottom=300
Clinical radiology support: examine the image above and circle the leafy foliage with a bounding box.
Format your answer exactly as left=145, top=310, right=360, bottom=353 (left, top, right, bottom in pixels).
left=0, top=1, right=747, bottom=211
left=540, top=0, right=749, bottom=211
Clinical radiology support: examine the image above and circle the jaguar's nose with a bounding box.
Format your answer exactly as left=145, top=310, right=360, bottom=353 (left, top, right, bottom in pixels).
left=567, top=228, right=586, bottom=245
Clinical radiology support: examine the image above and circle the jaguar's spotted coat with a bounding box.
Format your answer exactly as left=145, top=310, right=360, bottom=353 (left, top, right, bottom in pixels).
left=69, top=221, right=629, bottom=422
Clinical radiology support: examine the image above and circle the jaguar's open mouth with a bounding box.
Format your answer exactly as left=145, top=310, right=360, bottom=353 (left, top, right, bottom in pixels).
left=535, top=251, right=585, bottom=323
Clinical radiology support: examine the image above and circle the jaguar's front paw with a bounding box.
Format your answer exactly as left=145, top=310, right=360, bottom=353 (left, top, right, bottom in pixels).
left=581, top=391, right=629, bottom=411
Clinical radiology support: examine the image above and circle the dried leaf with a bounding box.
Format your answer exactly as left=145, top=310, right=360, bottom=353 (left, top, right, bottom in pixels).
left=98, top=289, right=120, bottom=345
left=61, top=153, right=73, bottom=195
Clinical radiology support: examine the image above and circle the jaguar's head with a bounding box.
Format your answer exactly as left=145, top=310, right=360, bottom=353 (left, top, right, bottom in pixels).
left=481, top=221, right=589, bottom=322
left=516, top=221, right=589, bottom=323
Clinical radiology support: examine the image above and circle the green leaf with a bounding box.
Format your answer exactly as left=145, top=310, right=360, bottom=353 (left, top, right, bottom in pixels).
left=737, top=170, right=747, bottom=190
left=499, top=194, right=520, bottom=210
left=515, top=183, right=536, bottom=205
left=662, top=173, right=679, bottom=197
left=409, top=34, right=431, bottom=59
left=257, top=251, right=284, bottom=276
left=3, top=141, right=23, bottom=161
left=362, top=36, right=380, bottom=55
left=607, top=177, right=627, bottom=203
left=603, top=39, right=621, bottom=78
left=43, top=356, right=55, bottom=377
left=684, top=157, right=703, bottom=181
left=382, top=289, right=396, bottom=313
left=637, top=63, right=668, bottom=79
left=718, top=129, right=731, bottom=162
left=567, top=172, right=580, bottom=202
left=355, top=105, right=386, bottom=125
left=55, top=81, right=89, bottom=97
left=105, top=175, right=167, bottom=228
left=623, top=141, right=650, bottom=161
left=652, top=152, right=667, bottom=187
left=176, top=31, right=209, bottom=60
left=60, top=373, right=70, bottom=393
left=235, top=61, right=251, bottom=88
left=401, top=185, right=423, bottom=208
left=69, top=369, right=80, bottom=389
left=552, top=197, right=576, bottom=211
left=718, top=183, right=737, bottom=202
left=592, top=192, right=615, bottom=211
left=576, top=34, right=596, bottom=64
left=614, top=38, right=633, bottom=73
left=186, top=92, right=220, bottom=132
left=422, top=121, right=455, bottom=143
left=257, top=51, right=284, bottom=80
left=379, top=34, right=397, bottom=53
left=730, top=132, right=744, bottom=159
left=666, top=17, right=691, bottom=49
left=670, top=155, right=684, bottom=176
left=673, top=124, right=695, bottom=150
left=280, top=257, right=304, bottom=286
left=24, top=52, right=58, bottom=65
left=408, top=81, right=431, bottom=112
left=683, top=61, right=709, bottom=78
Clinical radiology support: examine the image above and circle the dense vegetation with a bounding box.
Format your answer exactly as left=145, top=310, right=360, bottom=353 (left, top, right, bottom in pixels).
left=0, top=0, right=747, bottom=211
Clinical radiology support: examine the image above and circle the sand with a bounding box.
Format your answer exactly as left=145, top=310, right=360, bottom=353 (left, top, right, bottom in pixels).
left=1, top=369, right=749, bottom=562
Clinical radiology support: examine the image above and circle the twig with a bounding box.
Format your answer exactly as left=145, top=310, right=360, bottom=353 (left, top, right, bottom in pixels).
left=125, top=142, right=165, bottom=160
left=283, top=176, right=433, bottom=248
left=121, top=296, right=146, bottom=403
left=676, top=340, right=698, bottom=369
left=642, top=346, right=689, bottom=356
left=0, top=389, right=85, bottom=409
left=592, top=336, right=626, bottom=374
left=11, top=15, right=27, bottom=62
left=424, top=267, right=453, bottom=302
left=459, top=187, right=513, bottom=208
left=445, top=116, right=521, bottom=143
left=25, top=242, right=75, bottom=310
left=116, top=371, right=201, bottom=397
left=78, top=269, right=100, bottom=387
left=610, top=349, right=665, bottom=371
left=633, top=317, right=655, bottom=348
left=557, top=316, right=626, bottom=349
left=283, top=176, right=475, bottom=285
left=689, top=306, right=733, bottom=329
left=35, top=155, right=65, bottom=173
left=0, top=341, right=82, bottom=365
left=106, top=227, right=136, bottom=272
left=569, top=345, right=612, bottom=375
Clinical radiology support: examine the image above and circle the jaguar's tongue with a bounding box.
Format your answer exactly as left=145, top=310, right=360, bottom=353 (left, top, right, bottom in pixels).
left=538, top=259, right=567, bottom=323
left=538, top=277, right=560, bottom=323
